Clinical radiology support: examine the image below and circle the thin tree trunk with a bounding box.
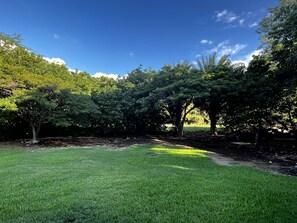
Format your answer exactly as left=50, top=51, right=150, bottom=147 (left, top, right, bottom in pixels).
left=254, top=121, right=262, bottom=146
left=287, top=102, right=297, bottom=139
left=30, top=121, right=38, bottom=144
left=254, top=129, right=259, bottom=145
left=209, top=112, right=217, bottom=135
left=167, top=101, right=195, bottom=138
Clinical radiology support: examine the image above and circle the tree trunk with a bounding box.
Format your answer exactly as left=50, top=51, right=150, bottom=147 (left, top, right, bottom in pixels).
left=209, top=112, right=217, bottom=135
left=254, top=121, right=262, bottom=146
left=293, top=130, right=297, bottom=142
left=175, top=121, right=184, bottom=137
left=170, top=104, right=184, bottom=137
left=30, top=121, right=38, bottom=144
left=254, top=129, right=259, bottom=145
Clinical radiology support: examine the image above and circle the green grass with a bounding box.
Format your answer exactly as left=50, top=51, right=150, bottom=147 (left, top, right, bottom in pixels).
left=183, top=124, right=211, bottom=132
left=0, top=145, right=296, bottom=223
left=165, top=124, right=212, bottom=132
left=166, top=124, right=222, bottom=132
left=183, top=124, right=225, bottom=132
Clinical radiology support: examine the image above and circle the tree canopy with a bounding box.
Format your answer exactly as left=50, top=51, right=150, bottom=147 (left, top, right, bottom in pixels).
left=0, top=0, right=296, bottom=142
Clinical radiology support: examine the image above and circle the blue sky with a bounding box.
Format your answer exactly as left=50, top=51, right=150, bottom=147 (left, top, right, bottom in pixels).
left=0, top=0, right=279, bottom=76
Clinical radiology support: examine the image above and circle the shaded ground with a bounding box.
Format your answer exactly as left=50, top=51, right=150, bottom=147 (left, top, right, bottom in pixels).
left=1, top=133, right=296, bottom=176
left=157, top=133, right=297, bottom=177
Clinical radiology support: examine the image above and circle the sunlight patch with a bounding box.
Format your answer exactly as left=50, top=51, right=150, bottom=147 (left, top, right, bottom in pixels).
left=151, top=147, right=207, bottom=157
left=170, top=165, right=193, bottom=170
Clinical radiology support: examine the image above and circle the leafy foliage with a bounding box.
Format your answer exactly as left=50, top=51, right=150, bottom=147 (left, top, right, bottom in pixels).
left=147, top=64, right=200, bottom=136
left=0, top=0, right=296, bottom=141
left=194, top=53, right=234, bottom=134
left=223, top=0, right=297, bottom=140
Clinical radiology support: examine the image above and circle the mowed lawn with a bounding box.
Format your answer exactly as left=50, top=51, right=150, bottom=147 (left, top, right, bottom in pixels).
left=183, top=124, right=224, bottom=132
left=165, top=124, right=212, bottom=133
left=183, top=124, right=211, bottom=132
left=0, top=145, right=296, bottom=223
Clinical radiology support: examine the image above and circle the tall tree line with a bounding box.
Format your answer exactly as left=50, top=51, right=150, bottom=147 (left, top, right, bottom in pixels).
left=0, top=0, right=296, bottom=142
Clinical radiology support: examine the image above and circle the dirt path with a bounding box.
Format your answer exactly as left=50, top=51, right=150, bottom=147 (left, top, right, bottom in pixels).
left=207, top=151, right=289, bottom=176
left=150, top=137, right=296, bottom=176
left=209, top=152, right=237, bottom=166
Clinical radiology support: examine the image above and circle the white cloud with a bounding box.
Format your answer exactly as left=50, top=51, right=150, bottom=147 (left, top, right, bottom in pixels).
left=200, top=39, right=213, bottom=45
left=68, top=68, right=81, bottom=74
left=232, top=49, right=263, bottom=67
left=43, top=57, right=66, bottom=65
left=0, top=39, right=17, bottom=50
left=192, top=61, right=198, bottom=65
left=249, top=22, right=258, bottom=28
left=54, top=33, right=60, bottom=39
left=43, top=57, right=83, bottom=74
left=129, top=52, right=134, bottom=57
left=214, top=9, right=239, bottom=23
left=230, top=44, right=247, bottom=54
left=228, top=16, right=238, bottom=22
left=208, top=41, right=247, bottom=58
left=93, top=72, right=120, bottom=80
left=215, top=10, right=261, bottom=28
left=215, top=9, right=228, bottom=19
left=201, top=40, right=208, bottom=44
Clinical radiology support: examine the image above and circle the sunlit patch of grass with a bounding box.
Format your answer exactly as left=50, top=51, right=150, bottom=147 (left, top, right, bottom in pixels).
left=151, top=147, right=207, bottom=157
left=164, top=165, right=193, bottom=170
left=165, top=123, right=221, bottom=132
left=183, top=124, right=210, bottom=132
left=183, top=124, right=224, bottom=132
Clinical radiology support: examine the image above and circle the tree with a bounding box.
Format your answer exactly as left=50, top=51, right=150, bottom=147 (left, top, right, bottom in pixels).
left=92, top=67, right=166, bottom=135
left=49, top=89, right=100, bottom=136
left=92, top=90, right=126, bottom=134
left=259, top=0, right=297, bottom=82
left=149, top=64, right=199, bottom=137
left=221, top=1, right=297, bottom=142
left=223, top=55, right=280, bottom=143
left=16, top=86, right=58, bottom=143
left=194, top=53, right=232, bottom=135
left=272, top=88, right=297, bottom=136
left=0, top=32, right=126, bottom=139
left=258, top=0, right=297, bottom=138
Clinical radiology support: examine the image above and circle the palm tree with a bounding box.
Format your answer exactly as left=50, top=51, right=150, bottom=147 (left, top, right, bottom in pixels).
left=197, top=53, right=229, bottom=75
left=195, top=53, right=231, bottom=135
